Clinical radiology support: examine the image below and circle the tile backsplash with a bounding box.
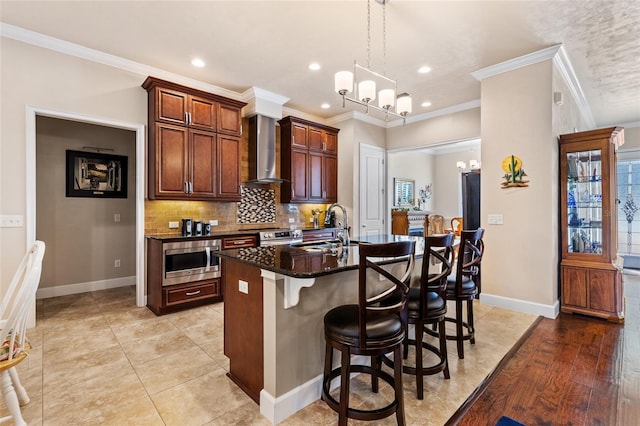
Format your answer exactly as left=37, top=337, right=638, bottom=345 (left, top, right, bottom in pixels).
left=237, top=186, right=276, bottom=223
left=144, top=185, right=331, bottom=235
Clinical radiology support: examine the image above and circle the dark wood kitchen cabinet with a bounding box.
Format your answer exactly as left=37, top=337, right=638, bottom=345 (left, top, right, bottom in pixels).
left=279, top=116, right=339, bottom=204
left=146, top=237, right=222, bottom=316
left=559, top=127, right=624, bottom=322
left=143, top=77, right=245, bottom=201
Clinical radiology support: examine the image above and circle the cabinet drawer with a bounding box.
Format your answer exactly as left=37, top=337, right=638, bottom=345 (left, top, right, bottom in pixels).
left=223, top=235, right=258, bottom=249
left=165, top=280, right=220, bottom=306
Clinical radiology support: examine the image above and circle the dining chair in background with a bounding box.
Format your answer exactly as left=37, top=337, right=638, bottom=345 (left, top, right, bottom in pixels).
left=1, top=241, right=45, bottom=426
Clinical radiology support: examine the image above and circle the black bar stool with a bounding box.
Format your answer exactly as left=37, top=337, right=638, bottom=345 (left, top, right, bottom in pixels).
left=321, top=241, right=415, bottom=426
left=402, top=233, right=455, bottom=399
left=443, top=228, right=484, bottom=359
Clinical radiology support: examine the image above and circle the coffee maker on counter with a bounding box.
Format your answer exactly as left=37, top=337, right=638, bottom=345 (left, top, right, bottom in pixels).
left=181, top=218, right=193, bottom=236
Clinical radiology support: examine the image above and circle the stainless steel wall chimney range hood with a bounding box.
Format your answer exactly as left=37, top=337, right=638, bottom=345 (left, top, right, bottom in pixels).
left=246, top=115, right=284, bottom=184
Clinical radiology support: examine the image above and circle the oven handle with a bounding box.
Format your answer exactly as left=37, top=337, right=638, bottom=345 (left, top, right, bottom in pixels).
left=205, top=247, right=211, bottom=269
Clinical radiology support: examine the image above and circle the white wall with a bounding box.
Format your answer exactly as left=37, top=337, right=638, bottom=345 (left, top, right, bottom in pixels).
left=0, top=37, right=147, bottom=296
left=480, top=60, right=557, bottom=308
left=386, top=108, right=481, bottom=150
left=387, top=150, right=434, bottom=211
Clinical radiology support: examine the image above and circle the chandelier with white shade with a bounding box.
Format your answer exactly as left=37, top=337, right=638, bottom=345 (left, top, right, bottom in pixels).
left=334, top=0, right=412, bottom=123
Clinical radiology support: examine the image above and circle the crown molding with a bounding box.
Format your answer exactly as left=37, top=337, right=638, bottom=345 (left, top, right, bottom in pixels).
left=472, top=43, right=596, bottom=129
left=471, top=44, right=562, bottom=81
left=241, top=87, right=289, bottom=106
left=325, top=110, right=389, bottom=127
left=0, top=22, right=243, bottom=102
left=552, top=46, right=596, bottom=128
left=387, top=99, right=481, bottom=128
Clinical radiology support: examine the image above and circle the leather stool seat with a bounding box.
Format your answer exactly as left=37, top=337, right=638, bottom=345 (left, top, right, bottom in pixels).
left=324, top=305, right=404, bottom=345
left=322, top=241, right=415, bottom=426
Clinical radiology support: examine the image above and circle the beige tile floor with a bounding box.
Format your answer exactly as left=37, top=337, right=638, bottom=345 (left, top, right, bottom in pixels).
left=2, top=286, right=537, bottom=425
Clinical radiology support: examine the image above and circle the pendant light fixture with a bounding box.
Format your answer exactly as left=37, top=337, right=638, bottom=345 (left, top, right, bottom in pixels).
left=334, top=0, right=412, bottom=123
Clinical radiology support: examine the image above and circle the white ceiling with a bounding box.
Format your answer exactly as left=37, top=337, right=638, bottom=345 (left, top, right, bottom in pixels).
left=1, top=0, right=639, bottom=128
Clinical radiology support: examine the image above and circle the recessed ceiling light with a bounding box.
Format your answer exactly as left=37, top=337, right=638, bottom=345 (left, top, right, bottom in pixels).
left=421, top=101, right=432, bottom=108
left=418, top=65, right=432, bottom=74
left=191, top=58, right=206, bottom=68
left=309, top=62, right=321, bottom=71
left=321, top=103, right=330, bottom=109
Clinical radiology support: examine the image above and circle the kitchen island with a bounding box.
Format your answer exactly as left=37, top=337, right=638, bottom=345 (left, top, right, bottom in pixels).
left=217, top=235, right=424, bottom=424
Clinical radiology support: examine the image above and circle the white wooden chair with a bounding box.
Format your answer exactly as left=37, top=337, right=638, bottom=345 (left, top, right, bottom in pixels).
left=1, top=241, right=45, bottom=426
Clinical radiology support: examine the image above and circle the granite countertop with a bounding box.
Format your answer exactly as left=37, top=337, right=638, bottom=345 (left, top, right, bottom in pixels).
left=146, top=229, right=260, bottom=241
left=146, top=226, right=339, bottom=241
left=217, top=234, right=424, bottom=278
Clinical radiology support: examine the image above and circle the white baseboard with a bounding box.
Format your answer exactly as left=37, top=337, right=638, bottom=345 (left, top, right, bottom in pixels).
left=259, top=355, right=370, bottom=424
left=36, top=276, right=136, bottom=299
left=260, top=375, right=322, bottom=425
left=480, top=293, right=559, bottom=319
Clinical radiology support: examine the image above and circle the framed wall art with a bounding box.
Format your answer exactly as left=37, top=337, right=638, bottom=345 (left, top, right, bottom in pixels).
left=66, top=150, right=128, bottom=198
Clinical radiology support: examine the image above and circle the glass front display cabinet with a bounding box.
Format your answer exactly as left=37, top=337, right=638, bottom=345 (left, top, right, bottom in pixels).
left=559, top=127, right=624, bottom=322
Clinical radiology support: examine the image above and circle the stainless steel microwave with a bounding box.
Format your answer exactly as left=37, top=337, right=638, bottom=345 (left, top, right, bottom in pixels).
left=162, top=239, right=221, bottom=286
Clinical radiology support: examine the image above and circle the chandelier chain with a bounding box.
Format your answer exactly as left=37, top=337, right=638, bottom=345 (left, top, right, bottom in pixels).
left=367, top=0, right=371, bottom=69
left=382, top=0, right=386, bottom=76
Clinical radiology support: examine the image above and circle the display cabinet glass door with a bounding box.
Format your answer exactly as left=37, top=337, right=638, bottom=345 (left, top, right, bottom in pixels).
left=566, top=149, right=603, bottom=255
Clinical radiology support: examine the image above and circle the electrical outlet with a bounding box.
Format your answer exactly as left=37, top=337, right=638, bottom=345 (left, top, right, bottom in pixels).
left=309, top=217, right=314, bottom=222
left=114, top=213, right=121, bottom=222
left=288, top=218, right=295, bottom=223
left=238, top=280, right=248, bottom=294
left=114, top=259, right=121, bottom=268
left=210, top=220, right=218, bottom=226
left=488, top=214, right=504, bottom=225
left=168, top=221, right=179, bottom=229
left=0, top=215, right=24, bottom=228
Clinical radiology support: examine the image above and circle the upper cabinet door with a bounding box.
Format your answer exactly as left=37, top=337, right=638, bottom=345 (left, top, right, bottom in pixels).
left=189, top=129, right=217, bottom=198
left=292, top=123, right=308, bottom=148
left=308, top=127, right=324, bottom=151
left=156, top=88, right=188, bottom=126
left=188, top=95, right=217, bottom=131
left=324, top=131, right=338, bottom=154
left=217, top=104, right=242, bottom=136
left=154, top=123, right=189, bottom=198
left=216, top=134, right=242, bottom=200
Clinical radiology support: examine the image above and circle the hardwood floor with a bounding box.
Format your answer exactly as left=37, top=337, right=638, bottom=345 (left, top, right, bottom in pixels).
left=446, top=271, right=640, bottom=425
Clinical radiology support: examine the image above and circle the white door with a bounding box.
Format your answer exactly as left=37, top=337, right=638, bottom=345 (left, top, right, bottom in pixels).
left=359, top=144, right=385, bottom=236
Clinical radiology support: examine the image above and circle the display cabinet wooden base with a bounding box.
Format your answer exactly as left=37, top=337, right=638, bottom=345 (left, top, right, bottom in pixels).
left=560, top=261, right=624, bottom=322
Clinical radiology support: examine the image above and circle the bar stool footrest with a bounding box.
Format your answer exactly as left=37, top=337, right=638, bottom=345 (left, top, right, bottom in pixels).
left=322, top=364, right=399, bottom=421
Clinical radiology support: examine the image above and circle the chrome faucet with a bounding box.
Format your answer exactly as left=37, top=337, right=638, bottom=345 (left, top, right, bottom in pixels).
left=326, top=203, right=350, bottom=247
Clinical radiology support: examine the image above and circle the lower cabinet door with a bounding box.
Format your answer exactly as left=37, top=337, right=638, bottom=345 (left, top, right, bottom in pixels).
left=588, top=269, right=617, bottom=313
left=562, top=266, right=587, bottom=308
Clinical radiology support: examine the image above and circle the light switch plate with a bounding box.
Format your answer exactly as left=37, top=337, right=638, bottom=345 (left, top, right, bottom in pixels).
left=0, top=215, right=24, bottom=228
left=168, top=221, right=179, bottom=228
left=239, top=280, right=249, bottom=294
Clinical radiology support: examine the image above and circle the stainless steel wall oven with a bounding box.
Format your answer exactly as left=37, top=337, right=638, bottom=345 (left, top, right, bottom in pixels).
left=162, top=239, right=221, bottom=286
